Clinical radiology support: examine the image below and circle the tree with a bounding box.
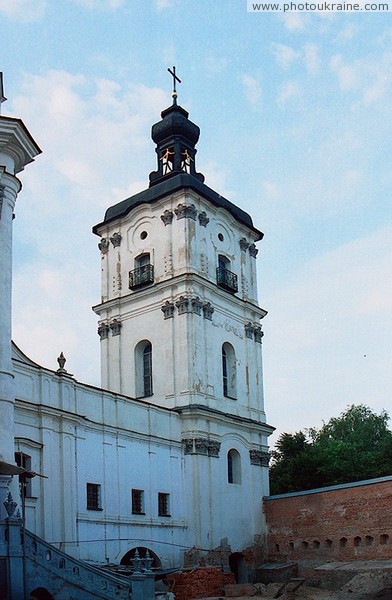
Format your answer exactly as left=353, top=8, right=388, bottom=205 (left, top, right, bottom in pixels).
left=269, top=404, right=392, bottom=495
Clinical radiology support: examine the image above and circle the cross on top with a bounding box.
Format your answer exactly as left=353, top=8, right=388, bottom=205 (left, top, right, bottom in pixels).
left=167, top=66, right=181, bottom=104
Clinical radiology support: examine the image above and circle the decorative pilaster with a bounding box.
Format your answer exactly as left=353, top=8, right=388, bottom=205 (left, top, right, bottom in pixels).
left=110, top=319, right=122, bottom=336
left=160, top=210, right=174, bottom=225
left=254, top=327, right=264, bottom=343
left=198, top=211, right=209, bottom=227
left=182, top=438, right=221, bottom=457
left=98, top=238, right=109, bottom=253
left=239, top=237, right=249, bottom=252
left=202, top=302, right=214, bottom=320
left=174, top=203, right=197, bottom=220
left=110, top=232, right=122, bottom=247
left=191, top=297, right=203, bottom=315
left=98, top=322, right=110, bottom=340
left=249, top=243, right=258, bottom=258
left=175, top=296, right=190, bottom=314
left=245, top=322, right=254, bottom=339
left=161, top=301, right=175, bottom=319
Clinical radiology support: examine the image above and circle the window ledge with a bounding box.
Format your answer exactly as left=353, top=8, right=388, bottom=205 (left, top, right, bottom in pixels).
left=87, top=507, right=103, bottom=511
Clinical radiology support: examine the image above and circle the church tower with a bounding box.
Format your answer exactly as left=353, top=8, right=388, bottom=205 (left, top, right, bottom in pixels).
left=93, top=88, right=268, bottom=423
left=93, top=79, right=274, bottom=559
left=0, top=75, right=41, bottom=515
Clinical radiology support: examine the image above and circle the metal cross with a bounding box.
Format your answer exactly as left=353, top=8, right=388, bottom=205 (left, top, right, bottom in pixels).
left=168, top=66, right=181, bottom=104
left=0, top=73, right=7, bottom=115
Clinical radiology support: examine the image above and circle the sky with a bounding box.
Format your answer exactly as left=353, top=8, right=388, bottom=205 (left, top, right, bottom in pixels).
left=1, top=0, right=391, bottom=446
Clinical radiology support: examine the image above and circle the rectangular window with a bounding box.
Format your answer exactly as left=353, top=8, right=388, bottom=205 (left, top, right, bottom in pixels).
left=15, top=452, right=32, bottom=498
left=158, top=492, right=170, bottom=517
left=132, top=489, right=145, bottom=514
left=86, top=483, right=102, bottom=510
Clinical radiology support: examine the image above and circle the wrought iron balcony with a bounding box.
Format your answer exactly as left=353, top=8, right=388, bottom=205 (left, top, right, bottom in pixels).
left=216, top=266, right=238, bottom=293
left=129, top=264, right=154, bottom=289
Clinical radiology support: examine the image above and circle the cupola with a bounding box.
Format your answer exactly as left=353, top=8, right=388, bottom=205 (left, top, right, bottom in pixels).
left=149, top=68, right=204, bottom=186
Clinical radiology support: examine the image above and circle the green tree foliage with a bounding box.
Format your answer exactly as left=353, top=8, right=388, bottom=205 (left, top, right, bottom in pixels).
left=269, top=404, right=392, bottom=495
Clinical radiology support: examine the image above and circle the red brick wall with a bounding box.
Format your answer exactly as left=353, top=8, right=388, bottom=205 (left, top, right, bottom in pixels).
left=264, top=477, right=392, bottom=563
left=167, top=567, right=235, bottom=600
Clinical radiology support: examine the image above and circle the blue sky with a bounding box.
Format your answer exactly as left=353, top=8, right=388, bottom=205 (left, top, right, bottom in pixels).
left=2, top=0, right=391, bottom=444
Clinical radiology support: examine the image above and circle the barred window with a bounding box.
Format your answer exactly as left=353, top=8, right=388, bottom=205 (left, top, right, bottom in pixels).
left=132, top=489, right=145, bottom=515
left=86, top=483, right=102, bottom=510
left=158, top=492, right=170, bottom=517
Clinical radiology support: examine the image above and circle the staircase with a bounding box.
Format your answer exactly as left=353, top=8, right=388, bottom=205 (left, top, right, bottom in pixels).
left=25, top=529, right=132, bottom=599
left=0, top=496, right=155, bottom=600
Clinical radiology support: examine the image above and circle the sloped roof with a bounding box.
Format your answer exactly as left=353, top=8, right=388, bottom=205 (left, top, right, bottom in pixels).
left=93, top=172, right=263, bottom=239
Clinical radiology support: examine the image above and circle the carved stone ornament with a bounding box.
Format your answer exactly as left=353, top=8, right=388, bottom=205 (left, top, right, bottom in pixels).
left=184, top=438, right=221, bottom=457
left=202, top=302, right=214, bottom=321
left=98, top=323, right=110, bottom=340
left=194, top=438, right=210, bottom=455
left=182, top=438, right=194, bottom=454
left=254, top=327, right=264, bottom=344
left=4, top=492, right=17, bottom=518
left=98, top=238, right=110, bottom=254
left=174, top=203, right=197, bottom=221
left=249, top=449, right=270, bottom=467
left=208, top=440, right=221, bottom=458
left=110, top=232, right=122, bottom=247
left=110, top=319, right=122, bottom=336
left=198, top=211, right=210, bottom=227
left=160, top=209, right=174, bottom=225
left=175, top=296, right=190, bottom=315
left=245, top=322, right=254, bottom=339
left=249, top=243, right=259, bottom=258
left=161, top=301, right=175, bottom=319
left=191, top=297, right=203, bottom=316
left=239, top=237, right=250, bottom=252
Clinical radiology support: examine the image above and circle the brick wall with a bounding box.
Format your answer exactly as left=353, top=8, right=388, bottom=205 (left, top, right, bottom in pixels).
left=166, top=567, right=235, bottom=600
left=264, top=476, right=392, bottom=563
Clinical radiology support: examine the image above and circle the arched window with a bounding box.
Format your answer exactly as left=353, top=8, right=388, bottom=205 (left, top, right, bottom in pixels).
left=222, top=343, right=236, bottom=398
left=135, top=340, right=153, bottom=397
left=227, top=449, right=241, bottom=484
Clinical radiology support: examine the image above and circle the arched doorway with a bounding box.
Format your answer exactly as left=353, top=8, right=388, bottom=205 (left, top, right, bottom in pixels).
left=229, top=552, right=247, bottom=584
left=121, top=546, right=161, bottom=569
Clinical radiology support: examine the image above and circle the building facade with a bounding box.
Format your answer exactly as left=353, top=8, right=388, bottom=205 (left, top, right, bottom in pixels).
left=7, top=89, right=274, bottom=577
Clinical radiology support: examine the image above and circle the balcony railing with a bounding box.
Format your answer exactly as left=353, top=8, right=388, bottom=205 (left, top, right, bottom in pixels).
left=216, top=266, right=238, bottom=293
left=129, top=264, right=154, bottom=289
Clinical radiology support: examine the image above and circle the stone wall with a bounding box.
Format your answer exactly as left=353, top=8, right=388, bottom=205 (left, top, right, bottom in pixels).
left=264, top=476, right=392, bottom=564
left=167, top=567, right=235, bottom=600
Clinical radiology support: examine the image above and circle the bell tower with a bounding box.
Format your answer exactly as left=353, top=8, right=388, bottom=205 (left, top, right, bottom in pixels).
left=93, top=76, right=273, bottom=555
left=93, top=92, right=267, bottom=418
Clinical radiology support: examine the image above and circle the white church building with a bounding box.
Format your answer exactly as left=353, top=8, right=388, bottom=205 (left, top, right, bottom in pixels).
left=0, top=74, right=274, bottom=597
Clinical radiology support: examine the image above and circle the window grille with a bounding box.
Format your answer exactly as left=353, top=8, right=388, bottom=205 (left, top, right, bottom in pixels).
left=132, top=489, right=144, bottom=514
left=158, top=492, right=170, bottom=517
left=86, top=483, right=102, bottom=510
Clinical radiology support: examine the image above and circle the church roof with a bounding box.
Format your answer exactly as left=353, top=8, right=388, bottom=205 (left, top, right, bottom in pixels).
left=93, top=172, right=263, bottom=239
